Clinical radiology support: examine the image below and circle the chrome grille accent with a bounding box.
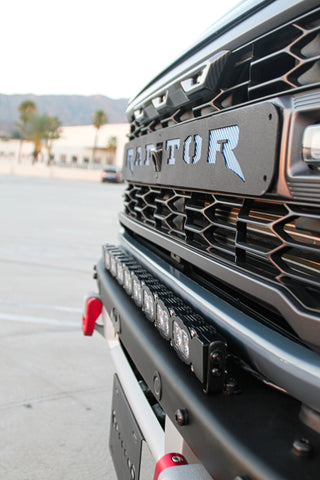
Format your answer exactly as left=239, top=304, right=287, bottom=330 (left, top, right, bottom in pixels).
left=124, top=183, right=320, bottom=314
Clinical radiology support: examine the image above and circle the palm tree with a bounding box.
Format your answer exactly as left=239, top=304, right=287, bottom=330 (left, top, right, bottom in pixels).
left=92, top=109, right=108, bottom=163
left=43, top=116, right=62, bottom=164
left=18, top=99, right=37, bottom=123
left=25, top=114, right=48, bottom=163
left=17, top=100, right=37, bottom=162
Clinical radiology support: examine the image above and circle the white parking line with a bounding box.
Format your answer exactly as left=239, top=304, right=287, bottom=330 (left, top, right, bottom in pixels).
left=0, top=312, right=78, bottom=327
left=0, top=299, right=82, bottom=313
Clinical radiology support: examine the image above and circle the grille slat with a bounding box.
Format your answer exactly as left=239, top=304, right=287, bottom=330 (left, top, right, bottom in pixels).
left=124, top=183, right=320, bottom=314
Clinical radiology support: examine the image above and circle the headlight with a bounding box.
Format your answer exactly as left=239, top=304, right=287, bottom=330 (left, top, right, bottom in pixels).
left=303, top=124, right=320, bottom=166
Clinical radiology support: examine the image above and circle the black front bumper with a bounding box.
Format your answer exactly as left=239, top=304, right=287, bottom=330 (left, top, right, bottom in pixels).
left=97, top=258, right=320, bottom=480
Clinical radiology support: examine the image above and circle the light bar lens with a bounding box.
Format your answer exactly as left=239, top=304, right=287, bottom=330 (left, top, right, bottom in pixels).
left=143, top=287, right=154, bottom=320
left=104, top=250, right=111, bottom=269
left=123, top=267, right=133, bottom=295
left=155, top=302, right=170, bottom=339
left=110, top=255, right=117, bottom=276
left=172, top=319, right=190, bottom=362
left=116, top=260, right=124, bottom=284
left=132, top=275, right=143, bottom=306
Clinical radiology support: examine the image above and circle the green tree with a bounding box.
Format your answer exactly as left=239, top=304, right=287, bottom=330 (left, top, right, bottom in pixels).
left=25, top=114, right=48, bottom=163
left=24, top=113, right=62, bottom=164
left=92, top=109, right=108, bottom=162
left=43, top=115, right=62, bottom=164
left=106, top=136, right=117, bottom=152
left=16, top=100, right=37, bottom=162
left=16, top=101, right=62, bottom=164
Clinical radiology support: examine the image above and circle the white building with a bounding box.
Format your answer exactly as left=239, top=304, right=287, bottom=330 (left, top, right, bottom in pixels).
left=0, top=123, right=129, bottom=168
left=51, top=123, right=129, bottom=168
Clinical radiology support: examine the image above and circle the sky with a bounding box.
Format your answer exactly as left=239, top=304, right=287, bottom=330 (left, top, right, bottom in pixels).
left=3, top=0, right=241, bottom=100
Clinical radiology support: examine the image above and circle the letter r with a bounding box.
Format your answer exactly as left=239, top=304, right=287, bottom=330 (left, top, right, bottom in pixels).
left=208, top=126, right=245, bottom=181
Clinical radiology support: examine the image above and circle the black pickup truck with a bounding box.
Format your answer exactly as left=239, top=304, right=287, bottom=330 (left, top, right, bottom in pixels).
left=83, top=1, right=320, bottom=478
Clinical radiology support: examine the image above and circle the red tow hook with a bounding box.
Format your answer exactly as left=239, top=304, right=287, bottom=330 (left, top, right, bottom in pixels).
left=82, top=293, right=102, bottom=336
left=153, top=453, right=187, bottom=480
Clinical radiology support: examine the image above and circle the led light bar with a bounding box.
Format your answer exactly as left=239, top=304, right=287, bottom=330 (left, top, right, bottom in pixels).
left=155, top=300, right=171, bottom=339
left=132, top=271, right=156, bottom=307
left=103, top=244, right=119, bottom=270
left=156, top=296, right=192, bottom=340
left=143, top=286, right=154, bottom=320
left=123, top=265, right=133, bottom=295
left=172, top=313, right=227, bottom=393
left=142, top=283, right=175, bottom=322
left=172, top=318, right=191, bottom=362
left=123, top=263, right=146, bottom=295
left=102, top=244, right=227, bottom=393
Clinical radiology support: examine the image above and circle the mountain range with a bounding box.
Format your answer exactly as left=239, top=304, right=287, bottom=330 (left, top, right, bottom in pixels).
left=0, top=94, right=129, bottom=134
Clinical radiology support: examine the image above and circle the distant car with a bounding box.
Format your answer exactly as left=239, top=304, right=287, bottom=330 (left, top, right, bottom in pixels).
left=100, top=167, right=123, bottom=183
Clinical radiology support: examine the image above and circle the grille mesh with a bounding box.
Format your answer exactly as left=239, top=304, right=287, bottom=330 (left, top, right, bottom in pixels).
left=124, top=183, right=320, bottom=314
left=129, top=7, right=320, bottom=139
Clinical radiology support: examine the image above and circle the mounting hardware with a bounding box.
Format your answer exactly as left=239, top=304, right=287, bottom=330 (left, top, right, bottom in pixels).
left=175, top=408, right=189, bottom=426
left=225, top=378, right=241, bottom=395
left=153, top=371, right=162, bottom=401
left=292, top=438, right=313, bottom=457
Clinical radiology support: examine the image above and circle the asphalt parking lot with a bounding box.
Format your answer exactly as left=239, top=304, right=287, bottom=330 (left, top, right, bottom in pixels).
left=0, top=176, right=124, bottom=479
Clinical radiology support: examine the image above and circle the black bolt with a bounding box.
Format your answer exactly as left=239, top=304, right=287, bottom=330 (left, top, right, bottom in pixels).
left=211, top=352, right=220, bottom=362
left=225, top=378, right=240, bottom=394
left=175, top=408, right=189, bottom=426
left=93, top=272, right=98, bottom=279
left=153, top=371, right=162, bottom=401
left=171, top=455, right=184, bottom=463
left=293, top=438, right=312, bottom=457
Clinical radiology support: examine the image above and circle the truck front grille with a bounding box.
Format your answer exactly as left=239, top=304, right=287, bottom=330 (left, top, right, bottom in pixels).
left=124, top=183, right=320, bottom=315
left=213, top=7, right=320, bottom=110
left=129, top=7, right=320, bottom=140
